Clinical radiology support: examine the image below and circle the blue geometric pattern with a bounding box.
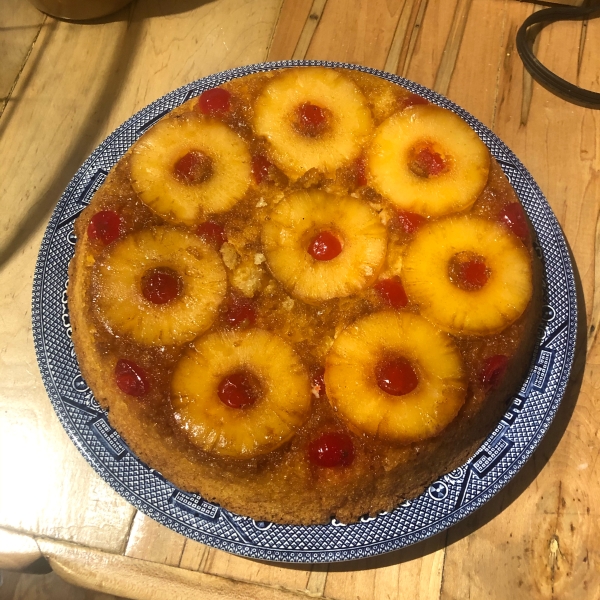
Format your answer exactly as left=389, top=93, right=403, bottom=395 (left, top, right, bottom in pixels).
left=31, top=60, right=577, bottom=563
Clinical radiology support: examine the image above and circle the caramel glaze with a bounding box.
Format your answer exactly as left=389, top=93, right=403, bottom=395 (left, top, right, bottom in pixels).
left=70, top=69, right=543, bottom=524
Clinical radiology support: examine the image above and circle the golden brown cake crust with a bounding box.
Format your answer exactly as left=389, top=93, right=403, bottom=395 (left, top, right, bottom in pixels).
left=68, top=68, right=543, bottom=525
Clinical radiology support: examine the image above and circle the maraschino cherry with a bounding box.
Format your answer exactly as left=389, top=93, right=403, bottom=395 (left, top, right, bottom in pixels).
left=354, top=156, right=367, bottom=187
left=224, top=295, right=257, bottom=328
left=218, top=371, right=259, bottom=408
left=173, top=151, right=213, bottom=184
left=410, top=145, right=446, bottom=177
left=296, top=102, right=328, bottom=137
left=481, top=355, right=509, bottom=388
left=400, top=92, right=429, bottom=110
left=252, top=155, right=271, bottom=184
left=115, top=359, right=149, bottom=397
left=374, top=277, right=408, bottom=308
left=141, top=268, right=181, bottom=304
left=197, top=221, right=227, bottom=249
left=197, top=87, right=231, bottom=115
left=396, top=210, right=426, bottom=235
left=308, top=432, right=354, bottom=468
left=88, top=210, right=121, bottom=245
left=498, top=203, right=530, bottom=242
left=308, top=231, right=342, bottom=261
left=457, top=259, right=489, bottom=290
left=376, top=357, right=418, bottom=396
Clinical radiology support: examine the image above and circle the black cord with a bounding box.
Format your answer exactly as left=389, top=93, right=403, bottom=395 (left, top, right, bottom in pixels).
left=516, top=3, right=600, bottom=109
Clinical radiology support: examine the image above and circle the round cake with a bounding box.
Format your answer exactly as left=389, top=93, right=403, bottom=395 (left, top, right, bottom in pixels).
left=68, top=67, right=543, bottom=525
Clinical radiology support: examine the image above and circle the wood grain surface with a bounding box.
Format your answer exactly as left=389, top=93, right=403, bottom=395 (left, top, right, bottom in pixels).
left=1, top=0, right=598, bottom=598
left=0, top=0, right=45, bottom=112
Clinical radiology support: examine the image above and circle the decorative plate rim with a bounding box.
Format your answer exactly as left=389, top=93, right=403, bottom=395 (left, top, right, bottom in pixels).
left=32, top=59, right=577, bottom=563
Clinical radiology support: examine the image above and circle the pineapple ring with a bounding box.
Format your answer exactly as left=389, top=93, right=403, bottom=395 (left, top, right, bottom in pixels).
left=368, top=105, right=490, bottom=217
left=253, top=67, right=373, bottom=179
left=130, top=113, right=251, bottom=225
left=402, top=216, right=533, bottom=335
left=261, top=189, right=387, bottom=303
left=92, top=227, right=227, bottom=346
left=325, top=312, right=467, bottom=443
left=171, top=329, right=312, bottom=458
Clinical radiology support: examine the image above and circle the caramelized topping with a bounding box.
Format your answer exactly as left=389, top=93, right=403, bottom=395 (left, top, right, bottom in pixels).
left=310, top=367, right=326, bottom=398
left=376, top=357, right=418, bottom=396
left=196, top=221, right=227, bottom=249
left=449, top=252, right=490, bottom=291
left=374, top=277, right=408, bottom=308
left=218, top=370, right=261, bottom=408
left=173, top=151, right=213, bottom=184
left=197, top=87, right=231, bottom=115
left=88, top=210, right=121, bottom=245
left=308, top=231, right=342, bottom=261
left=115, top=359, right=149, bottom=397
left=295, top=102, right=330, bottom=137
left=409, top=144, right=447, bottom=178
left=141, top=267, right=182, bottom=305
left=481, top=355, right=509, bottom=388
left=308, top=432, right=355, bottom=468
left=498, top=203, right=530, bottom=242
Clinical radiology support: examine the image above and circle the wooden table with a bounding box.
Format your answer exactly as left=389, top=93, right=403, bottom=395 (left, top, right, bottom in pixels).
left=1, top=0, right=598, bottom=598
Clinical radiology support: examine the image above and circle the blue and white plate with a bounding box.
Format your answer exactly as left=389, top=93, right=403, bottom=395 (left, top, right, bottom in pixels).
left=32, top=61, right=577, bottom=563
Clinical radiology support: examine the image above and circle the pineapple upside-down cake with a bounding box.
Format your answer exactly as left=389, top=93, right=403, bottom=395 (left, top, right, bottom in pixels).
left=69, top=67, right=542, bottom=524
